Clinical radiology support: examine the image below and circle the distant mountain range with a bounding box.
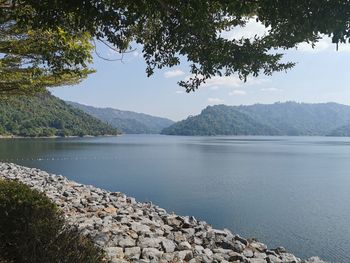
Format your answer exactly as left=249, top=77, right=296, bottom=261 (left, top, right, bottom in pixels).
left=3, top=95, right=350, bottom=138
left=161, top=102, right=350, bottom=136
left=0, top=93, right=119, bottom=137
left=67, top=102, right=174, bottom=134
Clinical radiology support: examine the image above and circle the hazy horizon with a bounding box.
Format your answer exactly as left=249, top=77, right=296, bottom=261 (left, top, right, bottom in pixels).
left=66, top=99, right=350, bottom=122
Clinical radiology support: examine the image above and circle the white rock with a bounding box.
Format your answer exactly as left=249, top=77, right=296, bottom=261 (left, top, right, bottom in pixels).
left=141, top=248, right=163, bottom=260
left=124, top=247, right=141, bottom=260
left=178, top=241, right=192, bottom=250
left=161, top=239, right=176, bottom=253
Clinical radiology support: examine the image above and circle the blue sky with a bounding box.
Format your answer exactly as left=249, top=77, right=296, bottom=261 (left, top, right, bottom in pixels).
left=52, top=22, right=350, bottom=121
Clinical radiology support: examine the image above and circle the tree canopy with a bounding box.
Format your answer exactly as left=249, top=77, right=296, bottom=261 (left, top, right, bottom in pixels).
left=0, top=7, right=94, bottom=95
left=2, top=1, right=350, bottom=94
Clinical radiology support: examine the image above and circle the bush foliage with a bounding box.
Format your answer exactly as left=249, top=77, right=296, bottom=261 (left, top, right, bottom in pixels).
left=0, top=180, right=105, bottom=263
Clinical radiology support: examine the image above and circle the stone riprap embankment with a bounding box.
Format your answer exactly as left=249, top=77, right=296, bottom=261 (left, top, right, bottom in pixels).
left=0, top=163, right=326, bottom=263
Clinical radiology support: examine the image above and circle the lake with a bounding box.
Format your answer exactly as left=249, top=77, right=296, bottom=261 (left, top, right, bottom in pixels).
left=0, top=135, right=349, bottom=263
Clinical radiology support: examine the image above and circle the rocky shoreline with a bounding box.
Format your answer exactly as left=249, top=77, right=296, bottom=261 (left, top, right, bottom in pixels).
left=0, top=163, right=326, bottom=263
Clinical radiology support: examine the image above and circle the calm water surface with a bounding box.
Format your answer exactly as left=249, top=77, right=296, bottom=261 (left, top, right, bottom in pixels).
left=0, top=135, right=349, bottom=263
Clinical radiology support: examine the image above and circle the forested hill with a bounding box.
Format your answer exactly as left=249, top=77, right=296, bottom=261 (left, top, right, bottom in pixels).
left=161, top=102, right=350, bottom=136
left=161, top=106, right=279, bottom=136
left=0, top=93, right=119, bottom=137
left=67, top=102, right=174, bottom=134
left=328, top=124, right=350, bottom=137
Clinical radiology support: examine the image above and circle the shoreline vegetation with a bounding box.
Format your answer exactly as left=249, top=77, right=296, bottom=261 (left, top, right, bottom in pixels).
left=0, top=179, right=105, bottom=262
left=0, top=162, right=327, bottom=263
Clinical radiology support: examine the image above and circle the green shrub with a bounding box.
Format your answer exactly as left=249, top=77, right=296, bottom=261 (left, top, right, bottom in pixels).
left=0, top=180, right=105, bottom=263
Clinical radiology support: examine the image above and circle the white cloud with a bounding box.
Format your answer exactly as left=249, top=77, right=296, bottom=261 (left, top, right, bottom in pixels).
left=248, top=78, right=271, bottom=86
left=296, top=36, right=350, bottom=53
left=164, top=69, right=185, bottom=78
left=297, top=38, right=331, bottom=53
left=208, top=97, right=224, bottom=104
left=221, top=18, right=269, bottom=40
left=229, top=90, right=246, bottom=96
left=175, top=90, right=185, bottom=94
left=203, top=76, right=242, bottom=88
left=200, top=75, right=270, bottom=89
left=337, top=44, right=350, bottom=52
left=260, top=87, right=282, bottom=92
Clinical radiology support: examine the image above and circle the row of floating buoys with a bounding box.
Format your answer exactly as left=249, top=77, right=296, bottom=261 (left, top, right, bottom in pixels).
left=0, top=156, right=120, bottom=162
